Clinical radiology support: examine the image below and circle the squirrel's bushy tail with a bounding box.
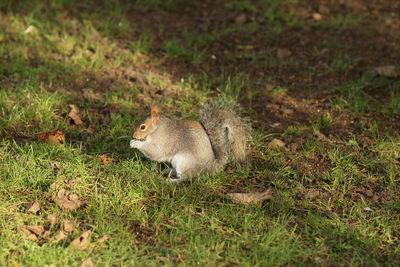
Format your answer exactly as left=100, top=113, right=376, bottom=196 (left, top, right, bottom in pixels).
left=200, top=99, right=251, bottom=173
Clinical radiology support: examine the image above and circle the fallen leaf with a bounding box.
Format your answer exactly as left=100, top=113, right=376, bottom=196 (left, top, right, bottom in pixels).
left=42, top=230, right=51, bottom=239
left=353, top=187, right=365, bottom=193
left=68, top=178, right=82, bottom=187
left=366, top=189, right=374, bottom=197
left=277, top=48, right=292, bottom=59
left=68, top=104, right=84, bottom=126
left=98, top=234, right=108, bottom=243
left=23, top=25, right=35, bottom=34
left=71, top=230, right=91, bottom=250
left=64, top=220, right=77, bottom=232
left=27, top=202, right=40, bottom=213
left=48, top=213, right=58, bottom=228
left=234, top=13, right=247, bottom=24
left=305, top=190, right=321, bottom=199
left=227, top=188, right=274, bottom=204
left=18, top=226, right=38, bottom=241
left=81, top=258, right=94, bottom=267
left=39, top=129, right=65, bottom=145
left=19, top=225, right=45, bottom=241
left=81, top=257, right=94, bottom=267
left=52, top=231, right=68, bottom=242
left=100, top=155, right=113, bottom=164
left=367, top=65, right=400, bottom=78
left=52, top=189, right=82, bottom=211
left=268, top=138, right=286, bottom=149
left=25, top=225, right=45, bottom=236
left=281, top=107, right=293, bottom=115
left=312, top=12, right=323, bottom=21
left=313, top=129, right=327, bottom=141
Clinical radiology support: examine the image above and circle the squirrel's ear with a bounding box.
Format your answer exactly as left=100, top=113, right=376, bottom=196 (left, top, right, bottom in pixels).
left=150, top=106, right=160, bottom=125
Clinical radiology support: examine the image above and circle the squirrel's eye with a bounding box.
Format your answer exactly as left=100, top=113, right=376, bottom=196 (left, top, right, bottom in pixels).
left=140, top=124, right=146, bottom=130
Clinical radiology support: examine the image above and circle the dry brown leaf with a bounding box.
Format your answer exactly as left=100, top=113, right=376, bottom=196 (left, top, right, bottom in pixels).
left=39, top=129, right=65, bottom=145
left=52, top=231, right=68, bottom=242
left=68, top=104, right=84, bottom=126
left=227, top=188, right=274, bottom=204
left=100, top=155, right=113, bottom=164
left=81, top=257, right=94, bottom=267
left=18, top=226, right=38, bottom=241
left=312, top=12, right=323, bottom=21
left=27, top=202, right=40, bottom=213
left=313, top=129, right=327, bottom=141
left=26, top=225, right=45, bottom=236
left=50, top=182, right=57, bottom=191
left=48, top=213, right=58, bottom=228
left=19, top=225, right=46, bottom=241
left=71, top=230, right=91, bottom=250
left=277, top=48, right=292, bottom=59
left=367, top=65, right=400, bottom=77
left=64, top=220, right=77, bottom=232
left=98, top=234, right=109, bottom=243
left=268, top=138, right=286, bottom=149
left=235, top=13, right=247, bottom=24
left=52, top=189, right=82, bottom=211
left=366, top=189, right=374, bottom=197
left=50, top=178, right=81, bottom=191
left=42, top=230, right=51, bottom=239
left=305, top=190, right=321, bottom=199
left=68, top=178, right=82, bottom=187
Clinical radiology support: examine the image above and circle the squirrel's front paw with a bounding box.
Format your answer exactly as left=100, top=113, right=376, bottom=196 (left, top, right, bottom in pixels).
left=130, top=139, right=137, bottom=148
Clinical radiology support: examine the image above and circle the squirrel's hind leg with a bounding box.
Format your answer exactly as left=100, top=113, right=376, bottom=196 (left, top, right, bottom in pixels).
left=163, top=167, right=177, bottom=177
left=164, top=154, right=194, bottom=183
left=164, top=169, right=187, bottom=183
left=162, top=166, right=184, bottom=183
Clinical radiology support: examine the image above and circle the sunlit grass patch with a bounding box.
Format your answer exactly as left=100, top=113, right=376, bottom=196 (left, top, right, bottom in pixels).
left=333, top=77, right=400, bottom=115
left=0, top=88, right=66, bottom=136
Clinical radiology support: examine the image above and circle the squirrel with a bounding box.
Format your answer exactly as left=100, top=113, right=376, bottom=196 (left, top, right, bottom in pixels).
left=130, top=100, right=251, bottom=183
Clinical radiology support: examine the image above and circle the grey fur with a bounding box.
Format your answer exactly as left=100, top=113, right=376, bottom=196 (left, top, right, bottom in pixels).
left=200, top=100, right=251, bottom=173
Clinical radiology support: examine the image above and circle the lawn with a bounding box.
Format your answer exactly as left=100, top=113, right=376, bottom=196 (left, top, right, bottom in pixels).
left=0, top=0, right=399, bottom=266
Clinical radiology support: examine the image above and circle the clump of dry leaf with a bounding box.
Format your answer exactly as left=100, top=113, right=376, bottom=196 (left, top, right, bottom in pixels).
left=50, top=178, right=83, bottom=211
left=268, top=138, right=286, bottom=149
left=227, top=188, right=274, bottom=204
left=27, top=202, right=40, bottom=213
left=52, top=189, right=82, bottom=211
left=366, top=65, right=400, bottom=78
left=100, top=155, right=113, bottom=164
left=64, top=219, right=77, bottom=232
left=39, top=129, right=65, bottom=145
left=48, top=213, right=58, bottom=228
left=18, top=225, right=46, bottom=241
left=68, top=104, right=84, bottom=126
left=71, top=230, right=91, bottom=250
left=81, top=257, right=94, bottom=267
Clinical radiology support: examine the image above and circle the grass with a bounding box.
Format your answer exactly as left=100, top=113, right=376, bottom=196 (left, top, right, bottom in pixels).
left=1, top=0, right=400, bottom=266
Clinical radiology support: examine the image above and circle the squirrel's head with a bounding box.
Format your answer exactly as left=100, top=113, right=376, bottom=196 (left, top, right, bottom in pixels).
left=132, top=106, right=160, bottom=141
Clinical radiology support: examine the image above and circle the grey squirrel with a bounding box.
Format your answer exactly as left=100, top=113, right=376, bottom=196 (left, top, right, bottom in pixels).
left=130, top=101, right=250, bottom=183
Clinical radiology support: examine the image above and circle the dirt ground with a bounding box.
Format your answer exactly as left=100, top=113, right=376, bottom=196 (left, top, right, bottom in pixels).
left=118, top=0, right=400, bottom=129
